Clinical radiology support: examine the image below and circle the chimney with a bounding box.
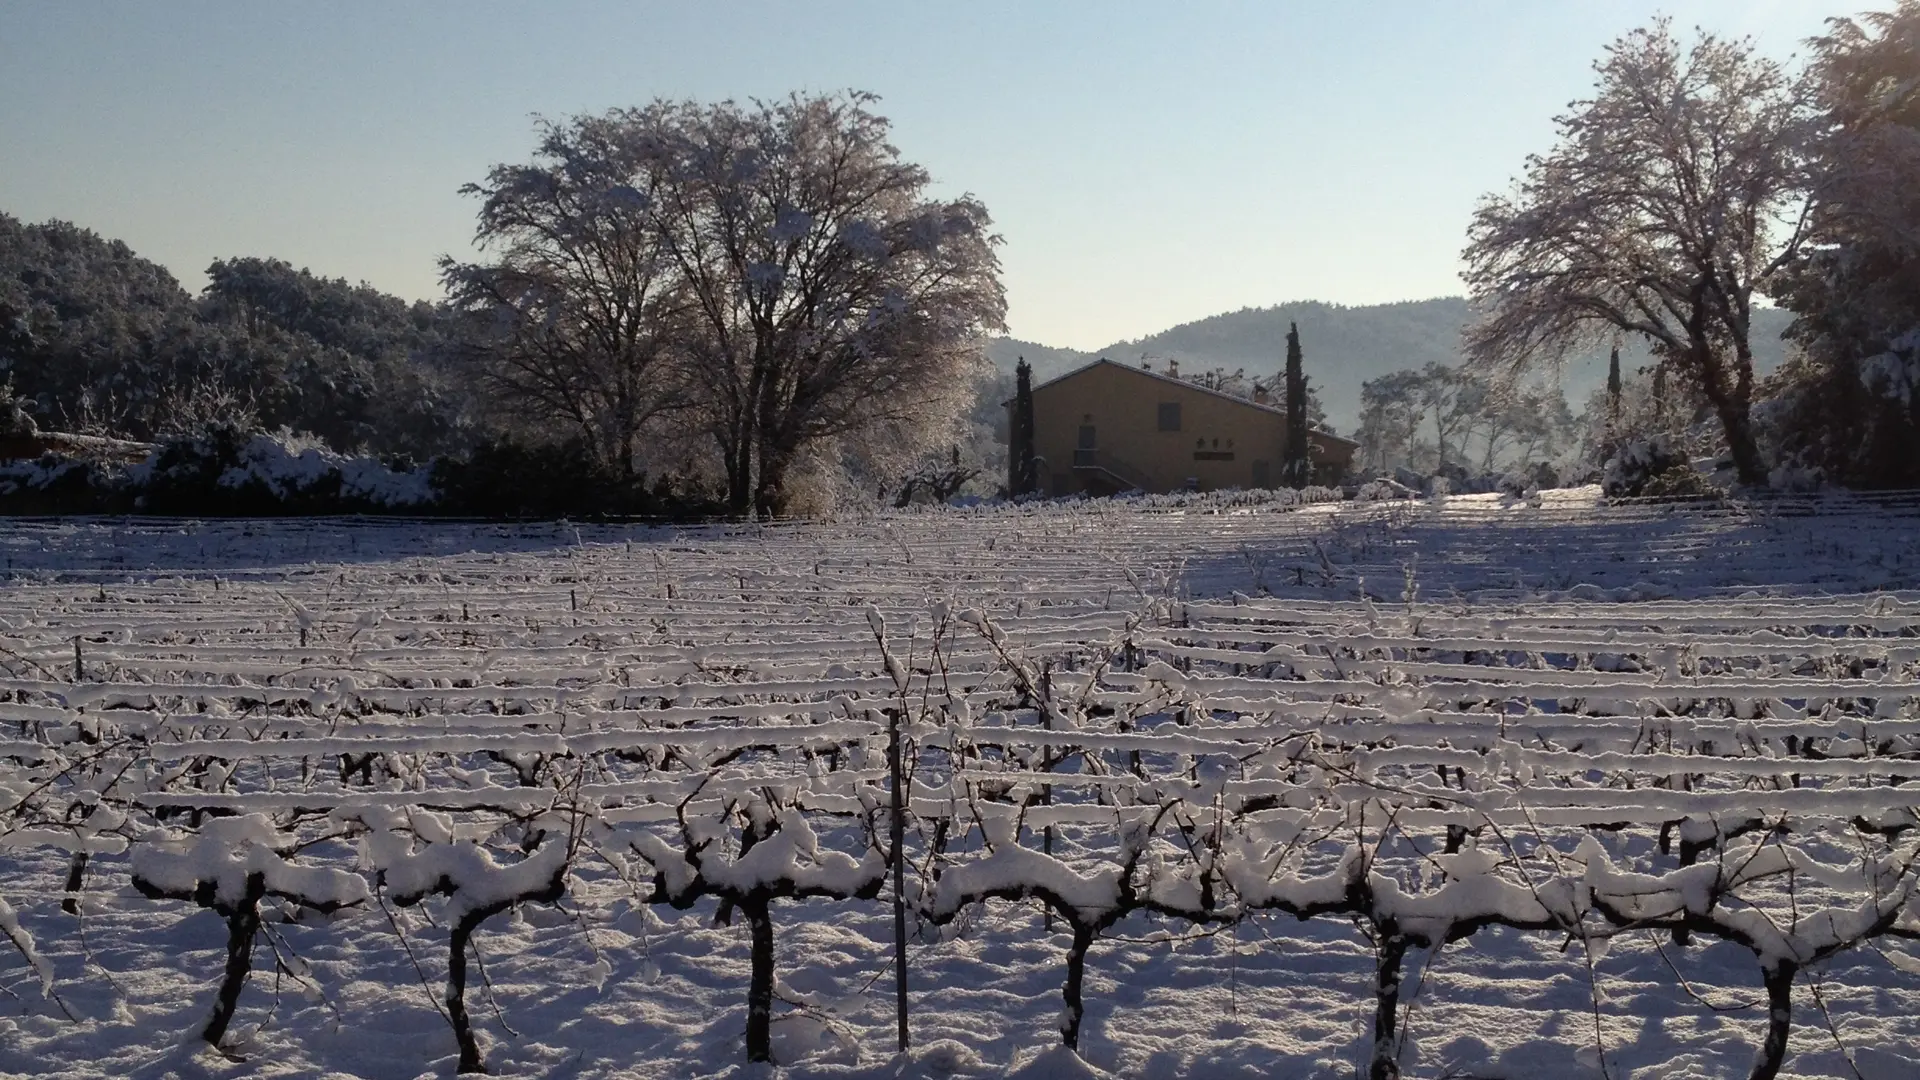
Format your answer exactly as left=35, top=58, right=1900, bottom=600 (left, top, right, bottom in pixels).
left=1167, top=359, right=1179, bottom=378
left=1253, top=383, right=1271, bottom=405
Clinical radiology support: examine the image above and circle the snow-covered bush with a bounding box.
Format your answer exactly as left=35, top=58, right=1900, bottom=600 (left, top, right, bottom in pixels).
left=218, top=431, right=433, bottom=506
left=428, top=437, right=720, bottom=519
left=135, top=426, right=433, bottom=513
left=1495, top=470, right=1538, bottom=504
left=0, top=454, right=113, bottom=511
left=1600, top=435, right=1698, bottom=498
left=1355, top=478, right=1416, bottom=501
left=0, top=428, right=724, bottom=518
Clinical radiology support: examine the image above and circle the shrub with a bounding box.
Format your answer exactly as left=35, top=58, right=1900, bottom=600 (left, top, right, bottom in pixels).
left=0, top=429, right=721, bottom=519
left=135, top=427, right=433, bottom=515
left=1601, top=436, right=1687, bottom=498
left=429, top=439, right=720, bottom=519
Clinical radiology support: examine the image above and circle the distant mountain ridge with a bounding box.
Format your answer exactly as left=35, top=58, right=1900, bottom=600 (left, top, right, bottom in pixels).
left=987, top=297, right=1793, bottom=434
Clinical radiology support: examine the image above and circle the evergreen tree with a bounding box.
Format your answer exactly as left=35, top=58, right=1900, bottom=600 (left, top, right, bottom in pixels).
left=1283, top=322, right=1310, bottom=486
left=1010, top=358, right=1038, bottom=497
left=1606, top=346, right=1622, bottom=436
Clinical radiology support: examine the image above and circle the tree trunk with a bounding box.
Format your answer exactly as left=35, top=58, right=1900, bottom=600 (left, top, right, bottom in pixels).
left=202, top=872, right=266, bottom=1048
left=448, top=907, right=498, bottom=1074
left=1685, top=278, right=1766, bottom=487
left=753, top=444, right=794, bottom=519
left=1750, top=960, right=1797, bottom=1080
left=744, top=894, right=775, bottom=1063
left=1370, top=932, right=1409, bottom=1080
left=725, top=434, right=754, bottom=516
left=1711, top=391, right=1766, bottom=487
left=61, top=852, right=88, bottom=915
left=1671, top=838, right=1704, bottom=947
left=1060, top=920, right=1096, bottom=1050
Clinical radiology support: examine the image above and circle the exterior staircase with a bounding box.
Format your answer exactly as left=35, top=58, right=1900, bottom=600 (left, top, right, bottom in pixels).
left=1071, top=447, right=1153, bottom=495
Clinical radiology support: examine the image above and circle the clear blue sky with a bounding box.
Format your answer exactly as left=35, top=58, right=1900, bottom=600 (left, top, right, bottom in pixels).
left=0, top=1, right=1837, bottom=350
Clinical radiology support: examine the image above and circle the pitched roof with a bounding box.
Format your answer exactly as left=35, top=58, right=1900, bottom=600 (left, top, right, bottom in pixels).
left=1021, top=357, right=1359, bottom=448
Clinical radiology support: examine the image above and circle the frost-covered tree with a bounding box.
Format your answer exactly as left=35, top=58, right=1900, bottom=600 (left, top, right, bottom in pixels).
left=1466, top=382, right=1576, bottom=474
left=1463, top=21, right=1814, bottom=485
left=627, top=92, right=1006, bottom=516
left=448, top=95, right=1004, bottom=515
left=1357, top=363, right=1575, bottom=476
left=1355, top=368, right=1429, bottom=474
left=1768, top=2, right=1920, bottom=487
left=441, top=117, right=692, bottom=480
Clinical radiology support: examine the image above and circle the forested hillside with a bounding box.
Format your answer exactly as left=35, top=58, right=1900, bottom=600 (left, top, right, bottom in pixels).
left=0, top=214, right=458, bottom=457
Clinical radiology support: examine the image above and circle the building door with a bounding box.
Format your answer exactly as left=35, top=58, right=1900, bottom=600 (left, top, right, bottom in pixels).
left=1252, top=460, right=1270, bottom=488
left=1075, top=424, right=1096, bottom=465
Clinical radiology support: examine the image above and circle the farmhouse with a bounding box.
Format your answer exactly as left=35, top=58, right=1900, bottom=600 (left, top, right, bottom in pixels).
left=1021, top=358, right=1358, bottom=496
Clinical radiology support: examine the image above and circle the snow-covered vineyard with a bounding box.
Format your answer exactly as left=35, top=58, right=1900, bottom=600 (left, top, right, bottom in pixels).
left=4, top=490, right=1920, bottom=1080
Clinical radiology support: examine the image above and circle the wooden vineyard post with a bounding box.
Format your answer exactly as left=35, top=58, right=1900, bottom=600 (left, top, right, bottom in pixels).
left=63, top=633, right=91, bottom=912
left=1039, top=664, right=1054, bottom=931
left=887, top=706, right=909, bottom=1053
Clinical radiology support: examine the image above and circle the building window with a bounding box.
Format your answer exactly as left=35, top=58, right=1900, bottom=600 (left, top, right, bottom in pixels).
left=1157, top=402, right=1181, bottom=432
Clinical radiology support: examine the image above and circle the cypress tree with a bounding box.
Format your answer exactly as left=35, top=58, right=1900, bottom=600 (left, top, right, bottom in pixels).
left=1010, top=359, right=1038, bottom=497
left=1606, top=346, right=1622, bottom=437
left=1283, top=323, right=1310, bottom=487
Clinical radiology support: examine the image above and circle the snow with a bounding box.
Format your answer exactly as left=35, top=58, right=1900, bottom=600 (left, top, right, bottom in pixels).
left=2, top=494, right=1920, bottom=1077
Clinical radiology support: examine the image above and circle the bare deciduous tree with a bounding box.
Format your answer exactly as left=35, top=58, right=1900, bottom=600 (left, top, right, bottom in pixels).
left=1463, top=21, right=1813, bottom=485
left=442, top=116, right=692, bottom=481
left=445, top=94, right=1005, bottom=516
left=631, top=92, right=1006, bottom=516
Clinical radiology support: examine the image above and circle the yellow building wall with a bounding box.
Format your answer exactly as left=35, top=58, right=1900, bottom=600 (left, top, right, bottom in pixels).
left=1026, top=362, right=1353, bottom=495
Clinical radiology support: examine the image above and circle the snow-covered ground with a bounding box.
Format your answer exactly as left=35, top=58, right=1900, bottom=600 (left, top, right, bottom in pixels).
left=3, top=488, right=1920, bottom=1080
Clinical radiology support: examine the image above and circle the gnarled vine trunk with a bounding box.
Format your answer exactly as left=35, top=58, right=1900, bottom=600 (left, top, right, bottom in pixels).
left=1750, top=960, right=1797, bottom=1080
left=1370, top=932, right=1409, bottom=1080
left=1060, top=920, right=1097, bottom=1050
left=743, top=894, right=775, bottom=1062
left=203, top=871, right=267, bottom=1048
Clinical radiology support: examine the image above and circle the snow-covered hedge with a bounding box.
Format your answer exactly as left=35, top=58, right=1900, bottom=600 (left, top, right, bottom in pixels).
left=136, top=429, right=435, bottom=513
left=0, top=428, right=720, bottom=518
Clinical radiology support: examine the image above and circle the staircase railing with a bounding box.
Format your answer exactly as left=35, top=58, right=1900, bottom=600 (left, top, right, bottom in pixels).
left=1071, top=447, right=1154, bottom=492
